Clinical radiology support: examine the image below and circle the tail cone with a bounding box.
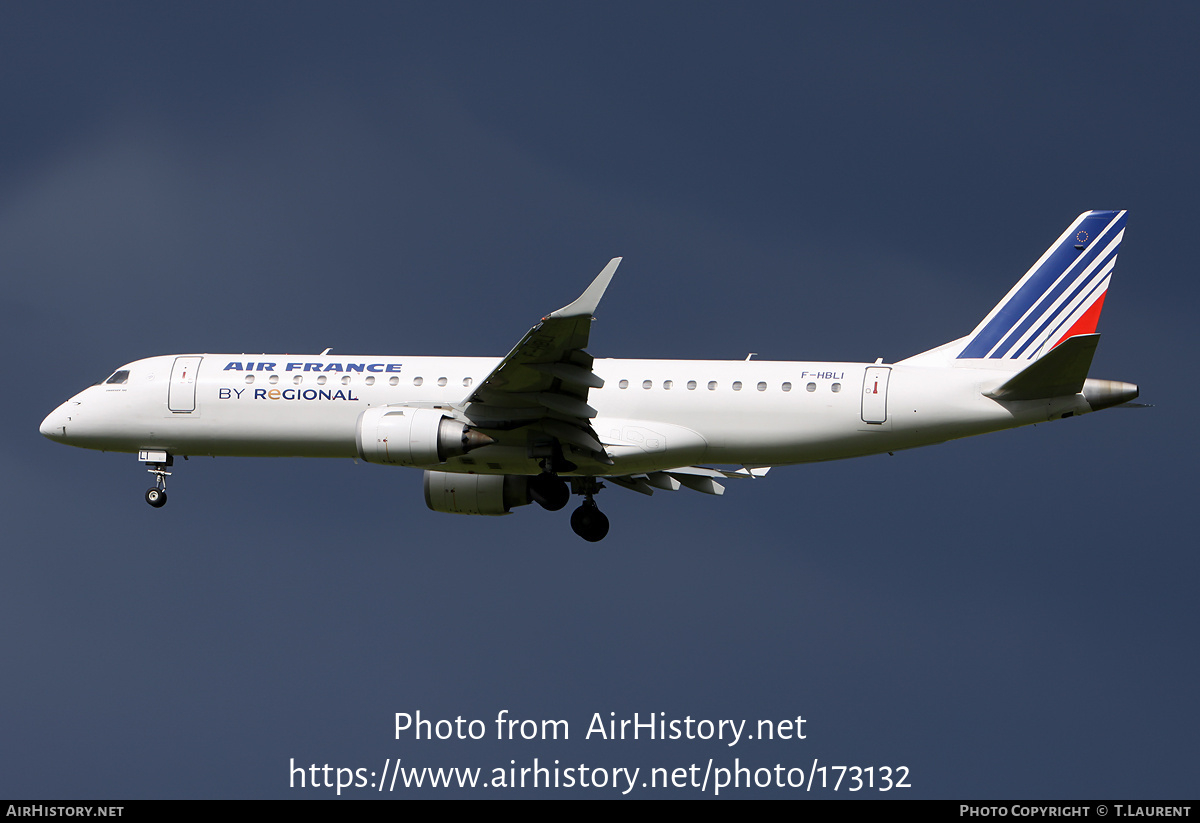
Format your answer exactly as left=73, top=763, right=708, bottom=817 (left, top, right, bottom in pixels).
left=1082, top=379, right=1139, bottom=411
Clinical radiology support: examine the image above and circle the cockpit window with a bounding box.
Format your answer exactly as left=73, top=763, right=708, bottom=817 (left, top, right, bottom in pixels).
left=105, top=370, right=130, bottom=385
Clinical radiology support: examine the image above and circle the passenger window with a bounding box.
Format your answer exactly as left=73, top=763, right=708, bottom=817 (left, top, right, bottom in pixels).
left=270, top=375, right=280, bottom=385
left=782, top=382, right=792, bottom=392
left=643, top=380, right=652, bottom=389
left=341, top=375, right=351, bottom=385
left=806, top=382, right=816, bottom=392
left=105, top=370, right=130, bottom=385
left=365, top=376, right=375, bottom=386
left=619, top=380, right=629, bottom=389
left=389, top=376, right=399, bottom=386
left=757, top=382, right=767, bottom=391
left=437, top=377, right=447, bottom=387
left=832, top=382, right=842, bottom=392
left=732, top=381, right=742, bottom=391
left=687, top=381, right=697, bottom=390
left=316, top=375, right=327, bottom=385
left=414, top=377, right=424, bottom=386
left=663, top=380, right=673, bottom=390
left=244, top=375, right=254, bottom=384
left=463, top=377, right=473, bottom=387
left=293, top=375, right=303, bottom=385
left=708, top=381, right=717, bottom=391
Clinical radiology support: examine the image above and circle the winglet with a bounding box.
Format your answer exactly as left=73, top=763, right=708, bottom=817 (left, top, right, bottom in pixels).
left=547, top=258, right=621, bottom=319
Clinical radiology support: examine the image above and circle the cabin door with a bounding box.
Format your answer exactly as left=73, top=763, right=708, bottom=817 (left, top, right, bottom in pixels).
left=861, top=367, right=891, bottom=424
left=168, top=356, right=202, bottom=413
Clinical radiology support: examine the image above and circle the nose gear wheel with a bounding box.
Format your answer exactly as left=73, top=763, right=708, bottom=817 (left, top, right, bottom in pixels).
left=143, top=455, right=172, bottom=508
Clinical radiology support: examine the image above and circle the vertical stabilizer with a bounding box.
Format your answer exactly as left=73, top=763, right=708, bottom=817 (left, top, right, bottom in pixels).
left=955, top=210, right=1126, bottom=361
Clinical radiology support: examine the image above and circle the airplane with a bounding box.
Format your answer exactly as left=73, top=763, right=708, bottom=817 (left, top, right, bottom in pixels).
left=40, top=210, right=1139, bottom=542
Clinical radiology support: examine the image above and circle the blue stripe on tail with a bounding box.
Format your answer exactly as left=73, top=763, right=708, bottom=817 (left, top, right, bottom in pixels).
left=957, top=210, right=1125, bottom=360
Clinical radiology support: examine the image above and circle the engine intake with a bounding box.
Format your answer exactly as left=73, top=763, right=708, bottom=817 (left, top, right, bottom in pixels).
left=356, top=407, right=493, bottom=465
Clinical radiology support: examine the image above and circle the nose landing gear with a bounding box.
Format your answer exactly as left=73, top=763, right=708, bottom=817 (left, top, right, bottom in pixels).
left=139, top=450, right=172, bottom=508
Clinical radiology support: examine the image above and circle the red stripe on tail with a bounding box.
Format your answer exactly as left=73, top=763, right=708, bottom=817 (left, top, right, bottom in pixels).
left=1051, top=290, right=1107, bottom=350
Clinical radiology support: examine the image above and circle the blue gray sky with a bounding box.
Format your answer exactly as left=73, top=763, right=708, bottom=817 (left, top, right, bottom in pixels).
left=4, top=2, right=1196, bottom=798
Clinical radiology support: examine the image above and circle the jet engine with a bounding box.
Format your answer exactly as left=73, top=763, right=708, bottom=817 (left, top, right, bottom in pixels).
left=355, top=407, right=493, bottom=466
left=423, top=471, right=531, bottom=516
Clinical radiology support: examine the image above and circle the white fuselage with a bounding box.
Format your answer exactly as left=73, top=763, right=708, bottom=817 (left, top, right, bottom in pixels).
left=40, top=352, right=1090, bottom=475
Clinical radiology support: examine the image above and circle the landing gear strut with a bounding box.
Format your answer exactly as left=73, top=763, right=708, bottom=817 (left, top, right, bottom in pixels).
left=569, top=477, right=609, bottom=542
left=140, top=451, right=172, bottom=508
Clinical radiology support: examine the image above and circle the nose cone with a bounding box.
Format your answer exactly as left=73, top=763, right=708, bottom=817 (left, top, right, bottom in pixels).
left=40, top=403, right=70, bottom=441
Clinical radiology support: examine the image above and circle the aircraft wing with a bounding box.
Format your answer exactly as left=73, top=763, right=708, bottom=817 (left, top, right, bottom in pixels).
left=462, top=259, right=621, bottom=464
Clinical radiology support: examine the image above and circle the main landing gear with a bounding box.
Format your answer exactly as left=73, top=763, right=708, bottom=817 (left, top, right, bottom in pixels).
left=526, top=449, right=573, bottom=511
left=568, top=477, right=609, bottom=543
left=570, top=499, right=609, bottom=542
left=527, top=454, right=611, bottom=542
left=140, top=450, right=173, bottom=508
left=528, top=470, right=570, bottom=511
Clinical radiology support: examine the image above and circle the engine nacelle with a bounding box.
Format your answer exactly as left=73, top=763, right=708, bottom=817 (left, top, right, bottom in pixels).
left=355, top=407, right=493, bottom=466
left=423, top=471, right=531, bottom=516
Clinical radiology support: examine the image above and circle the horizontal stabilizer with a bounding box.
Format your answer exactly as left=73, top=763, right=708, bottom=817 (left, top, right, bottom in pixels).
left=984, top=334, right=1099, bottom=401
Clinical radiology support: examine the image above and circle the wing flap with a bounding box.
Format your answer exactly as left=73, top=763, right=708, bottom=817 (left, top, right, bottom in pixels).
left=645, top=472, right=682, bottom=491
left=528, top=362, right=605, bottom=389
left=538, top=418, right=605, bottom=453
left=603, top=465, right=769, bottom=497
left=608, top=475, right=655, bottom=496
left=668, top=474, right=725, bottom=495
